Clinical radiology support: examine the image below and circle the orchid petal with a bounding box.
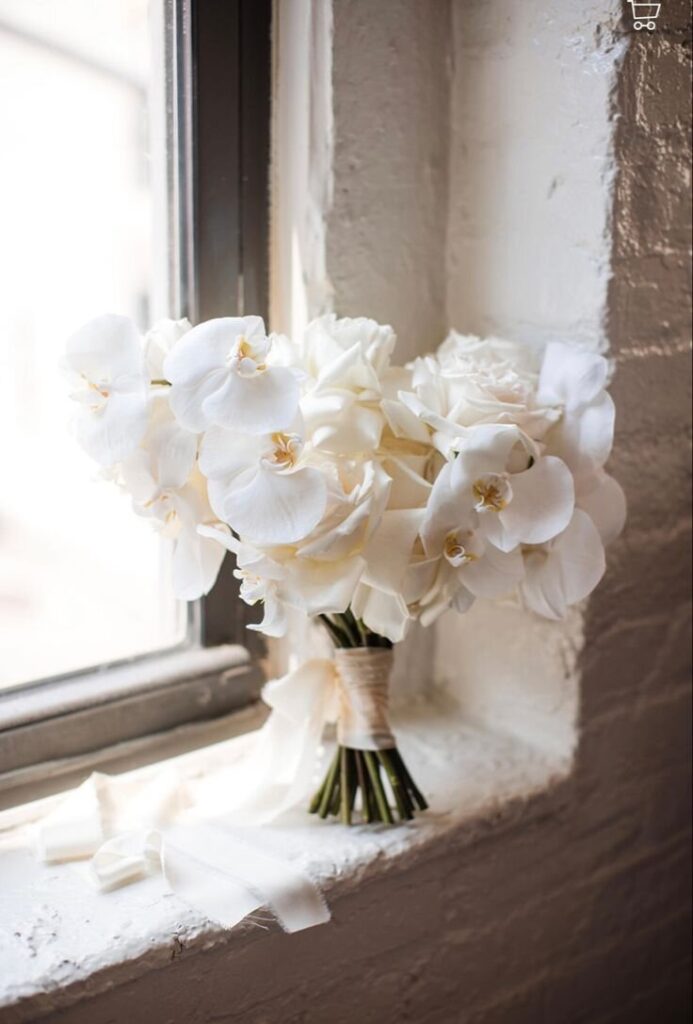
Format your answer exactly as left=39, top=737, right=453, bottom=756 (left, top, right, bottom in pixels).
left=220, top=464, right=327, bottom=545
left=201, top=366, right=300, bottom=434
left=421, top=462, right=476, bottom=555
left=66, top=314, right=143, bottom=381
left=452, top=424, right=525, bottom=484
left=462, top=543, right=524, bottom=599
left=172, top=529, right=226, bottom=600
left=74, top=392, right=148, bottom=467
left=248, top=594, right=289, bottom=638
left=497, top=456, right=575, bottom=549
left=151, top=421, right=198, bottom=490
left=167, top=368, right=229, bottom=432
left=576, top=471, right=627, bottom=545
left=520, top=510, right=605, bottom=619
left=164, top=317, right=266, bottom=382
left=199, top=427, right=268, bottom=480
left=550, top=393, right=615, bottom=475
left=538, top=342, right=609, bottom=408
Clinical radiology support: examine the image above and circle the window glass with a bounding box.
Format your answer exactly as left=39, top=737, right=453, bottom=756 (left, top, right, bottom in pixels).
left=0, top=0, right=187, bottom=689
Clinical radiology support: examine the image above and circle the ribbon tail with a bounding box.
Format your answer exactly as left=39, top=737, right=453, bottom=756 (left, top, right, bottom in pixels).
left=188, top=659, right=336, bottom=824
left=33, top=775, right=105, bottom=863
left=163, top=823, right=329, bottom=933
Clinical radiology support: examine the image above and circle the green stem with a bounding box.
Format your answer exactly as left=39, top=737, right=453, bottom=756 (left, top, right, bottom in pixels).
left=317, top=748, right=340, bottom=818
left=377, top=749, right=414, bottom=821
left=340, top=746, right=352, bottom=824
left=319, top=614, right=351, bottom=648
left=392, top=748, right=428, bottom=811
left=363, top=750, right=394, bottom=824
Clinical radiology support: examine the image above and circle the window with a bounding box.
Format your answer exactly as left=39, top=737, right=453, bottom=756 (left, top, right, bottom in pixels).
left=0, top=0, right=271, bottom=786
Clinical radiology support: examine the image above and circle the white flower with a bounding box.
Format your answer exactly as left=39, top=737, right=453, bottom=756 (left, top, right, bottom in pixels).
left=163, top=316, right=300, bottom=434
left=519, top=509, right=606, bottom=620
left=65, top=314, right=148, bottom=467
left=431, top=423, right=575, bottom=553
left=199, top=524, right=366, bottom=636
left=300, top=314, right=397, bottom=454
left=576, top=469, right=627, bottom=546
left=198, top=526, right=289, bottom=636
left=415, top=456, right=526, bottom=623
left=144, top=318, right=192, bottom=381
left=199, top=424, right=328, bottom=545
left=400, top=333, right=560, bottom=454
left=120, top=403, right=224, bottom=600
left=537, top=342, right=615, bottom=476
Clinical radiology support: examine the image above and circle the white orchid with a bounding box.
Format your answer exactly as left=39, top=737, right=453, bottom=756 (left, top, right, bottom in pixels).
left=575, top=468, right=627, bottom=546
left=198, top=526, right=290, bottom=636
left=65, top=314, right=149, bottom=467
left=164, top=316, right=300, bottom=435
left=199, top=423, right=328, bottom=546
left=414, top=455, right=526, bottom=625
left=433, top=423, right=576, bottom=554
left=120, top=403, right=224, bottom=600
left=538, top=342, right=615, bottom=477
left=519, top=509, right=606, bottom=620
left=143, top=317, right=192, bottom=382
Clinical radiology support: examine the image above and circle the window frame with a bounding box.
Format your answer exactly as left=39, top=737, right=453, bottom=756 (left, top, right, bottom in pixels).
left=0, top=0, right=272, bottom=792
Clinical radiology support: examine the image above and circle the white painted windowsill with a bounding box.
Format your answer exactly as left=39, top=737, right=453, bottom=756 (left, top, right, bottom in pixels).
left=0, top=701, right=571, bottom=1023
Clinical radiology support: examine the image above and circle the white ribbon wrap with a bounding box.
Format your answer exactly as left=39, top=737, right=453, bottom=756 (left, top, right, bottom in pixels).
left=17, top=650, right=396, bottom=935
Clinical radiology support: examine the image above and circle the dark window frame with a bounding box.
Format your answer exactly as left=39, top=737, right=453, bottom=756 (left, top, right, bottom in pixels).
left=173, top=0, right=271, bottom=650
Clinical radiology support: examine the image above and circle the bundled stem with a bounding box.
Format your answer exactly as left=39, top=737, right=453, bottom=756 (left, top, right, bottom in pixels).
left=310, top=610, right=428, bottom=825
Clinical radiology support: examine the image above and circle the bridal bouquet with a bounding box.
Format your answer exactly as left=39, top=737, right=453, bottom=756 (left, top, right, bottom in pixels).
left=65, top=313, right=625, bottom=824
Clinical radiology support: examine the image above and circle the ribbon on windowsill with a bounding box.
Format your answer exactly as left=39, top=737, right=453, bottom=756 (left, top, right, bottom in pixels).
left=15, top=649, right=398, bottom=936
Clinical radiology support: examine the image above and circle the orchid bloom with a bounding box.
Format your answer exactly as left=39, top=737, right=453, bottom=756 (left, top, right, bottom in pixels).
left=519, top=509, right=606, bottom=620
left=198, top=526, right=290, bottom=637
left=443, top=423, right=575, bottom=553
left=416, top=456, right=525, bottom=623
left=65, top=314, right=148, bottom=467
left=199, top=423, right=328, bottom=546
left=120, top=405, right=224, bottom=600
left=537, top=342, right=615, bottom=477
left=163, top=316, right=300, bottom=435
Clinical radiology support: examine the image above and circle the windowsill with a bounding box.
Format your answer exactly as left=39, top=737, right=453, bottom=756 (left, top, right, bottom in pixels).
left=0, top=699, right=571, bottom=1022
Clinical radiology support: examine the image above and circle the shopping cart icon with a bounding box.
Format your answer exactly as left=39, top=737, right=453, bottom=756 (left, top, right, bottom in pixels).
left=629, top=1, right=661, bottom=30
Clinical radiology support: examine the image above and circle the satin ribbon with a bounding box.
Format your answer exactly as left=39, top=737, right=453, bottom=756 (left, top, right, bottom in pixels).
left=25, top=652, right=393, bottom=934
